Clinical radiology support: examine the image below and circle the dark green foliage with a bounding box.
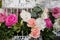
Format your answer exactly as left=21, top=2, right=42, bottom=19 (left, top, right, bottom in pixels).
left=20, top=22, right=31, bottom=36
left=31, top=6, right=43, bottom=18
left=41, top=28, right=56, bottom=40
left=49, top=12, right=55, bottom=24
left=0, top=23, right=14, bottom=40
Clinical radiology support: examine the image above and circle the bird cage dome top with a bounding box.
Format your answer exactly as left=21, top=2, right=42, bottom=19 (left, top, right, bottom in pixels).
left=2, top=0, right=45, bottom=9
left=2, top=0, right=37, bottom=9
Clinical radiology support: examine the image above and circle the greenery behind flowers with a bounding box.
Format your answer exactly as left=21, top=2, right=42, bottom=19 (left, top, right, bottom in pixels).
left=41, top=28, right=56, bottom=40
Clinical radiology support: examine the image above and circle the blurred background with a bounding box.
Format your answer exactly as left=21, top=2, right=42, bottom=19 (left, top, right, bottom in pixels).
left=0, top=0, right=2, bottom=8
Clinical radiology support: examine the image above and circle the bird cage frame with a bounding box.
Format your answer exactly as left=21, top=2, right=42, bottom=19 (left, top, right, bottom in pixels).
left=2, top=0, right=40, bottom=8
left=2, top=0, right=39, bottom=16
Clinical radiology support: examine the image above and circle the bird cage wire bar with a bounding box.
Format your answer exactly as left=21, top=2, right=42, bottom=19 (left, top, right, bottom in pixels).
left=4, top=8, right=33, bottom=16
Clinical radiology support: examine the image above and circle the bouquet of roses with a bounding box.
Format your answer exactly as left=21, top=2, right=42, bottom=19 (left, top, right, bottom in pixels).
left=0, top=6, right=57, bottom=40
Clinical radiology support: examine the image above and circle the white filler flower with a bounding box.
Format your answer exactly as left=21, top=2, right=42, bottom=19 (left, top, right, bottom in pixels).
left=36, top=18, right=46, bottom=30
left=20, top=10, right=31, bottom=22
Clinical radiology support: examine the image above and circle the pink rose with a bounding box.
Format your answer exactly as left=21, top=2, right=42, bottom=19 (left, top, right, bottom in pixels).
left=0, top=13, right=6, bottom=23
left=52, top=7, right=60, bottom=18
left=44, top=18, right=53, bottom=28
left=5, top=14, right=18, bottom=28
left=29, top=27, right=40, bottom=38
left=27, top=18, right=36, bottom=27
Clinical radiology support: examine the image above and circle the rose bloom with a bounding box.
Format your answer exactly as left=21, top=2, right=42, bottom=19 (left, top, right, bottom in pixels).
left=5, top=14, right=18, bottom=28
left=36, top=18, right=46, bottom=30
left=29, top=27, right=40, bottom=38
left=52, top=7, right=60, bottom=18
left=0, top=13, right=6, bottom=23
left=44, top=18, right=53, bottom=28
left=20, top=10, right=31, bottom=22
left=0, top=8, right=6, bottom=23
left=27, top=18, right=36, bottom=28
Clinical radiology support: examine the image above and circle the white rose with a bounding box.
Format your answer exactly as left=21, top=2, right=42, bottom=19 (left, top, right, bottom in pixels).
left=41, top=8, right=49, bottom=19
left=53, top=18, right=60, bottom=31
left=20, top=10, right=31, bottom=22
left=36, top=18, right=46, bottom=30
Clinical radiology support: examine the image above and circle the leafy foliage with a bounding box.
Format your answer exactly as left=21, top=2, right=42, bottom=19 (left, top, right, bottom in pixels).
left=0, top=23, right=14, bottom=40
left=41, top=28, right=56, bottom=40
left=49, top=12, right=55, bottom=24
left=31, top=6, right=43, bottom=18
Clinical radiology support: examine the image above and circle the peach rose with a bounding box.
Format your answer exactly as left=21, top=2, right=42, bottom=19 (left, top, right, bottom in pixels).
left=27, top=18, right=36, bottom=27
left=29, top=27, right=40, bottom=38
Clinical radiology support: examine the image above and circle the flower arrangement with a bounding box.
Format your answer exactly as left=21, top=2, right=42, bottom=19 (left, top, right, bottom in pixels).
left=0, top=6, right=57, bottom=40
left=1, top=0, right=60, bottom=40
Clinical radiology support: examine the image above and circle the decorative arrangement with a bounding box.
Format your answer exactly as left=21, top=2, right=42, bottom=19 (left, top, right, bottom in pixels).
left=1, top=0, right=60, bottom=40
left=0, top=6, right=56, bottom=40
